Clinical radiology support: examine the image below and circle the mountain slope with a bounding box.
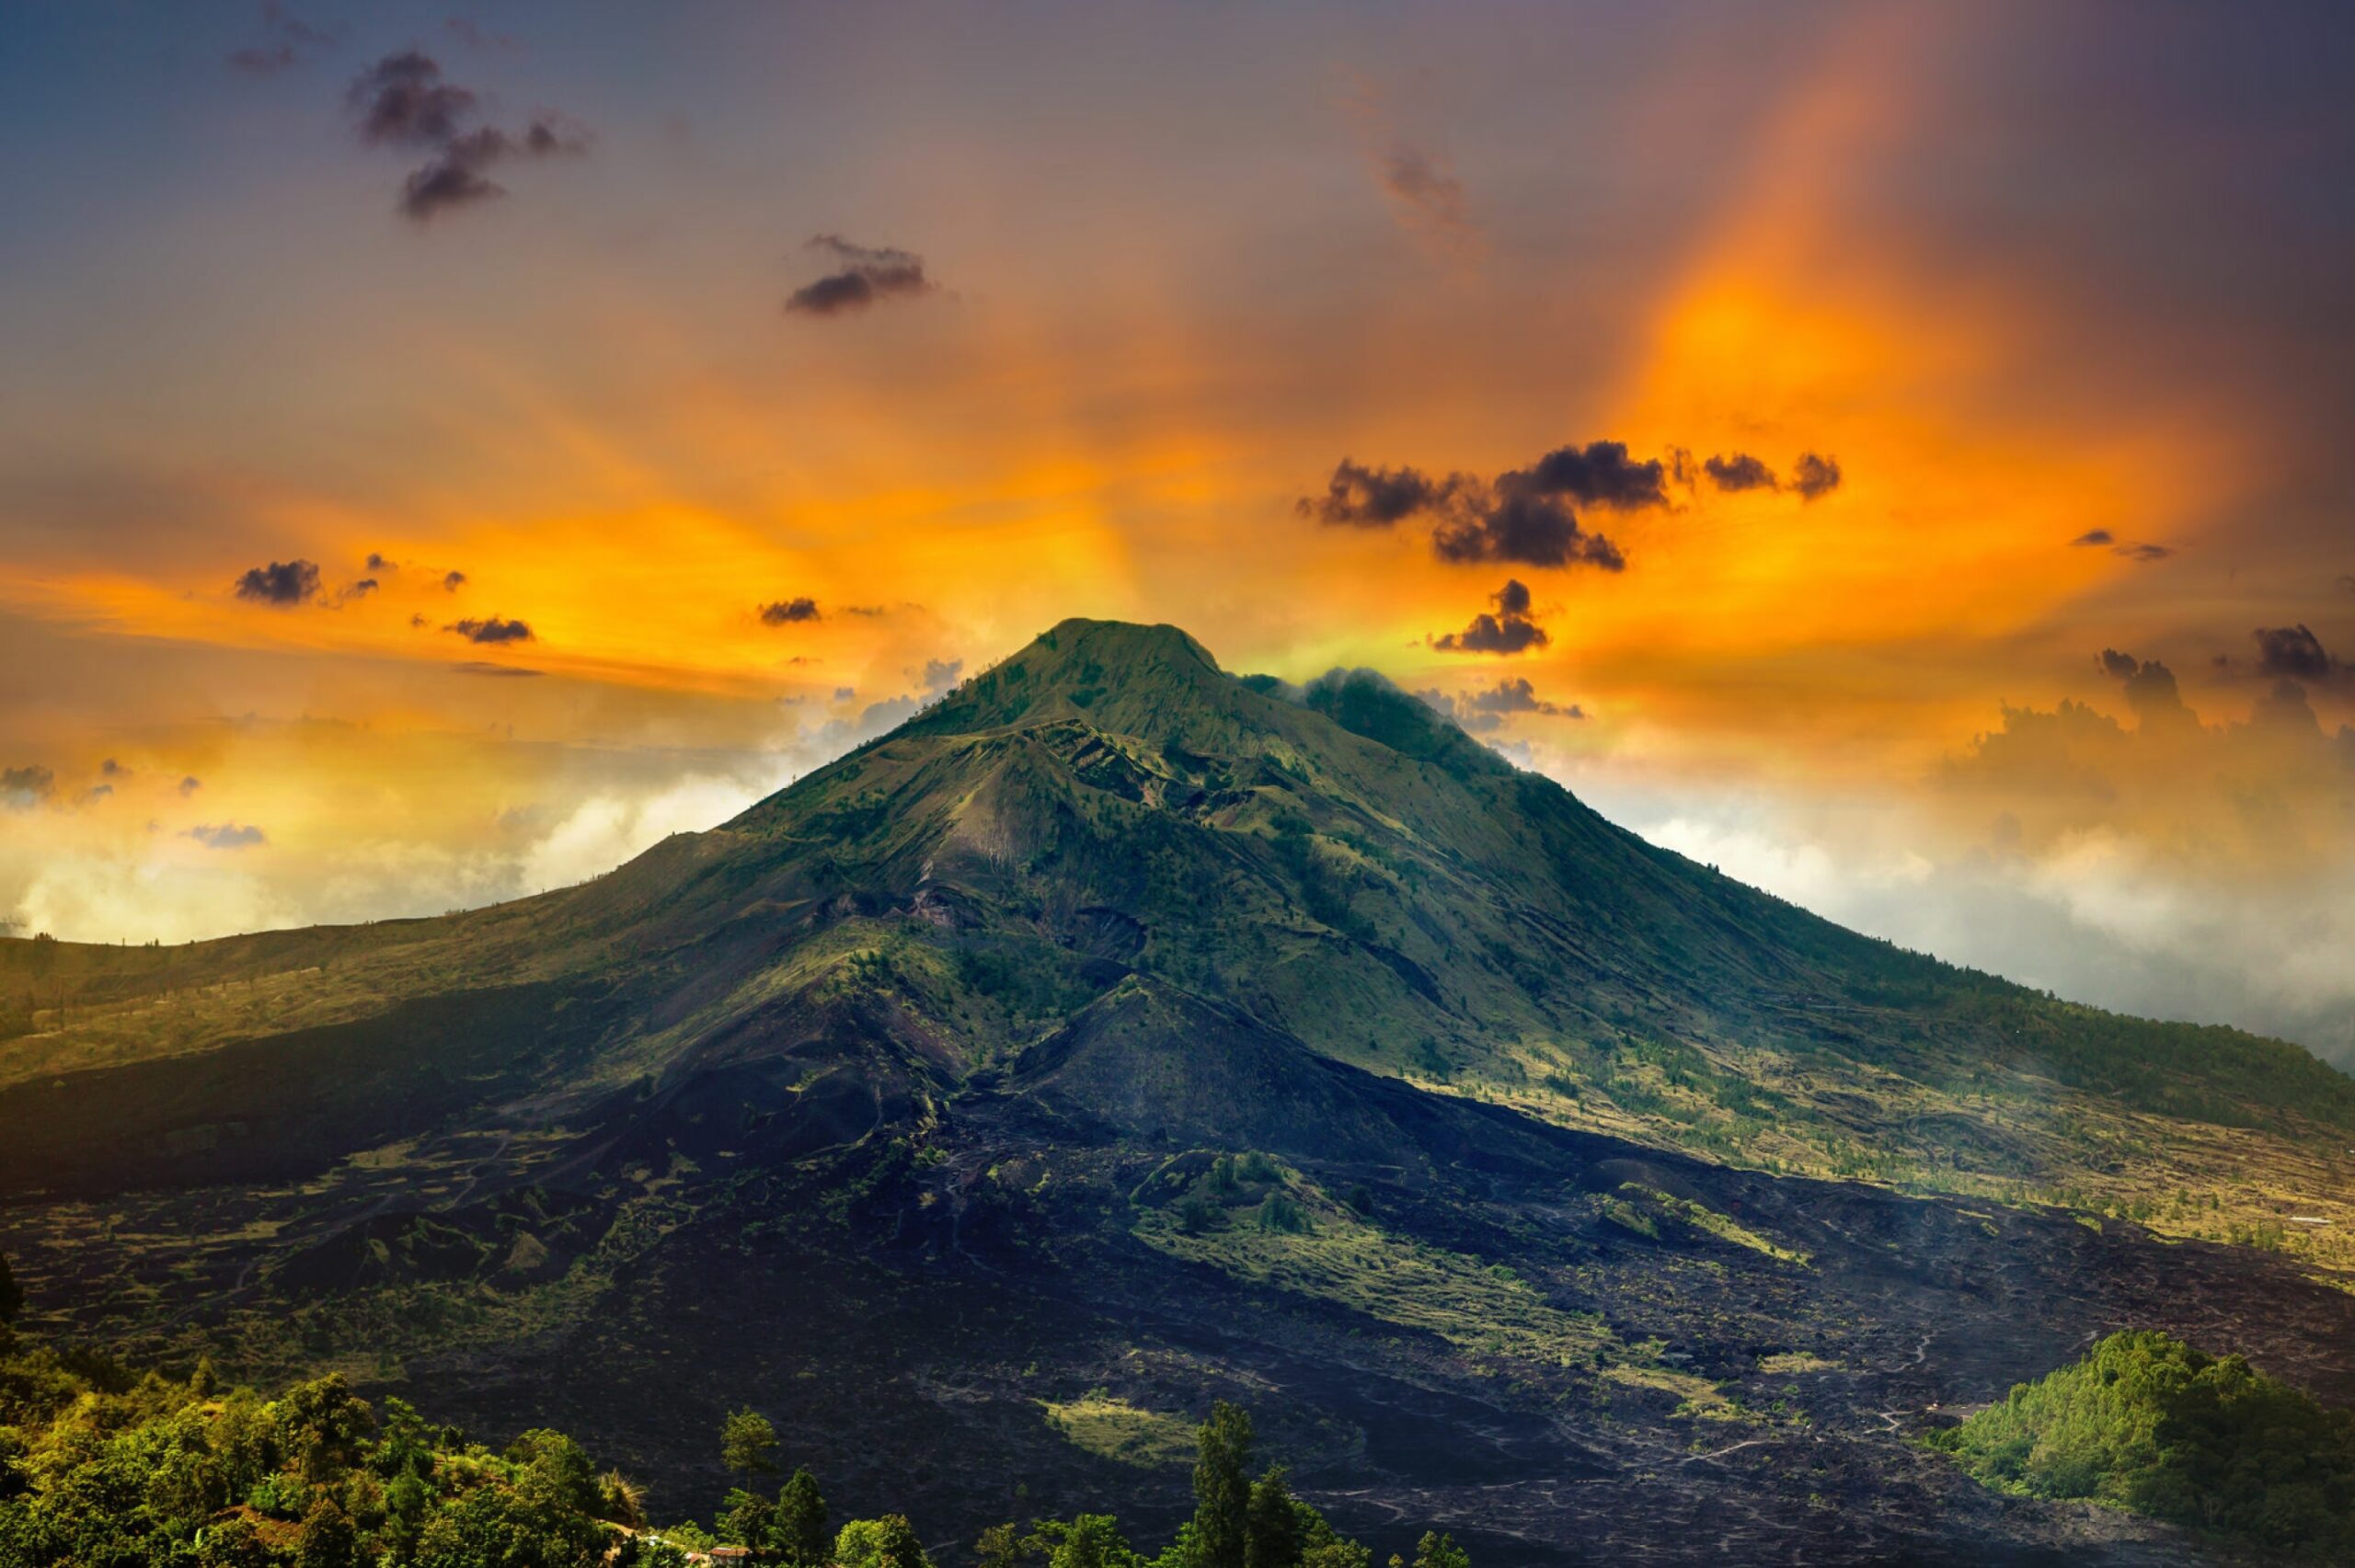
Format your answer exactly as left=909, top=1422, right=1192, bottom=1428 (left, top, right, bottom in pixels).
left=4, top=617, right=2355, bottom=1564
left=9, top=619, right=2345, bottom=1199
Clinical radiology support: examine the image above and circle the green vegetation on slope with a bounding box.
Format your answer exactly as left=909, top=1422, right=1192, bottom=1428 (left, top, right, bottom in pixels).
left=1132, top=1154, right=1614, bottom=1369
left=1927, top=1329, right=2355, bottom=1555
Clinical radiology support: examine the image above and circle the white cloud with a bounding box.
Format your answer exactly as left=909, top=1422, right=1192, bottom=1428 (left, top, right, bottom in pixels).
left=519, top=774, right=767, bottom=892
left=1561, top=763, right=2355, bottom=1066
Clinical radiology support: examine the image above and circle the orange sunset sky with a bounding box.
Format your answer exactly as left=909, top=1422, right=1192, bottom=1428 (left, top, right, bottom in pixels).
left=3, top=2, right=2353, bottom=1056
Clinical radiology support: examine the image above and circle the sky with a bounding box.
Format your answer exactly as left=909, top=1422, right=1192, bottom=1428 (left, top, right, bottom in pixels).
left=3, top=2, right=2353, bottom=1058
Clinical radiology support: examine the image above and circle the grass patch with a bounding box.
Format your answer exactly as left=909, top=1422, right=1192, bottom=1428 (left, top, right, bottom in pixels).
left=1135, top=1162, right=1612, bottom=1368
left=1603, top=1365, right=1759, bottom=1423
left=1039, top=1395, right=1197, bottom=1469
left=1614, top=1185, right=1809, bottom=1266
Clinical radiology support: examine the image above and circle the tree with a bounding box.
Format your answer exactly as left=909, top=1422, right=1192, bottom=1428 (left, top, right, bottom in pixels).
left=1178, top=1196, right=1223, bottom=1235
left=720, top=1406, right=781, bottom=1480
left=775, top=1466, right=831, bottom=1566
left=1245, top=1469, right=1301, bottom=1568
left=600, top=1469, right=647, bottom=1529
left=972, top=1522, right=1022, bottom=1568
left=276, top=1375, right=374, bottom=1485
left=721, top=1487, right=778, bottom=1549
left=1410, top=1533, right=1468, bottom=1568
left=511, top=1427, right=601, bottom=1517
left=293, top=1496, right=360, bottom=1568
left=195, top=1516, right=277, bottom=1568
left=1254, top=1193, right=1309, bottom=1235
left=1301, top=1541, right=1370, bottom=1568
left=1290, top=1494, right=1367, bottom=1568
left=837, top=1514, right=934, bottom=1568
left=1190, top=1402, right=1254, bottom=1568
left=1035, top=1514, right=1139, bottom=1568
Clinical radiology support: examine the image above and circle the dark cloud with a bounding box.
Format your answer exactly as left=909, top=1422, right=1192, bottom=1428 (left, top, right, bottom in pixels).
left=2071, top=529, right=2170, bottom=562
left=444, top=616, right=534, bottom=645
left=924, top=658, right=964, bottom=692
left=226, top=1, right=334, bottom=74
left=1304, top=435, right=1836, bottom=571
left=1302, top=447, right=1651, bottom=569
left=1433, top=579, right=1550, bottom=654
left=398, top=119, right=586, bottom=221
left=366, top=552, right=397, bottom=572
left=400, top=126, right=510, bottom=218
left=349, top=53, right=589, bottom=222
left=785, top=235, right=936, bottom=317
left=233, top=559, right=321, bottom=606
left=1435, top=613, right=1547, bottom=655
left=452, top=660, right=542, bottom=678
left=2252, top=678, right=2325, bottom=733
left=1464, top=677, right=1581, bottom=719
left=99, top=758, right=128, bottom=778
left=522, top=113, right=592, bottom=157
left=2253, top=624, right=2343, bottom=681
left=2, top=765, right=54, bottom=811
left=443, top=570, right=466, bottom=590
left=177, top=776, right=202, bottom=796
left=84, top=784, right=113, bottom=802
left=1791, top=452, right=1843, bottom=500
left=833, top=686, right=856, bottom=701
left=1517, top=441, right=1669, bottom=510
left=1416, top=678, right=1583, bottom=733
left=1296, top=460, right=1465, bottom=527
left=349, top=52, right=477, bottom=146
left=758, top=597, right=821, bottom=625
left=183, top=823, right=267, bottom=850
left=344, top=578, right=378, bottom=599
left=1703, top=452, right=1778, bottom=493
left=1376, top=144, right=1482, bottom=258
left=1433, top=489, right=1625, bottom=570
left=2098, top=649, right=2190, bottom=727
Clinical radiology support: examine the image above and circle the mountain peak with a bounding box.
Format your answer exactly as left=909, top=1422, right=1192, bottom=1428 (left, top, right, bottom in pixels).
left=1004, top=618, right=1224, bottom=695
left=898, top=617, right=1249, bottom=747
left=1033, top=617, right=1219, bottom=662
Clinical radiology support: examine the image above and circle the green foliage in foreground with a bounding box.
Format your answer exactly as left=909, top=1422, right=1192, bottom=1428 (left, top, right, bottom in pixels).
left=1927, top=1330, right=2355, bottom=1555
left=0, top=1311, right=1465, bottom=1568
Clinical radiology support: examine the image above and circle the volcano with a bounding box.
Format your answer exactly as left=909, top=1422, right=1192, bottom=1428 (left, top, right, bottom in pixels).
left=5, top=619, right=2353, bottom=1564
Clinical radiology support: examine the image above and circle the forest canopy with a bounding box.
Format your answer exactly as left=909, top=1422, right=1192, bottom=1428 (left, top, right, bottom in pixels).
left=0, top=1299, right=1464, bottom=1568
left=1928, top=1329, right=2355, bottom=1555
